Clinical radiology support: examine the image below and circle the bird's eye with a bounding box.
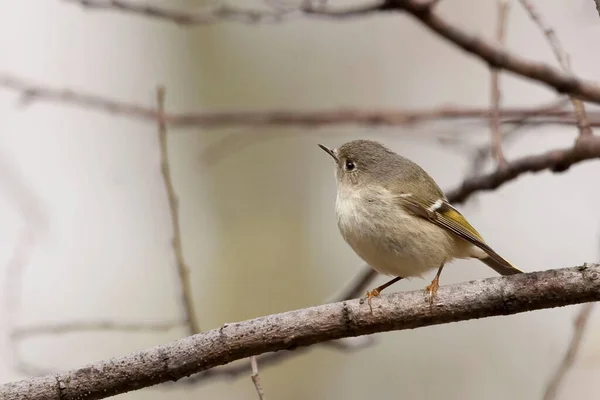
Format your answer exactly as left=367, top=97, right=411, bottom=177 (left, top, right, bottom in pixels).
left=344, top=160, right=356, bottom=171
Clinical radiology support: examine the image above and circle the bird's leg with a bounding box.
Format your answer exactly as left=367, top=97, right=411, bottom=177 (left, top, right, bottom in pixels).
left=425, top=264, right=445, bottom=306
left=365, top=276, right=403, bottom=312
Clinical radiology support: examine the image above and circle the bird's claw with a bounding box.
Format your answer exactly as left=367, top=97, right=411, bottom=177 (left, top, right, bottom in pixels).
left=424, top=279, right=439, bottom=306
left=365, top=289, right=380, bottom=313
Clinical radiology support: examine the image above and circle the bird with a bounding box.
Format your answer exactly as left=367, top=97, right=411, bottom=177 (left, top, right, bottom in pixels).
left=318, top=139, right=522, bottom=309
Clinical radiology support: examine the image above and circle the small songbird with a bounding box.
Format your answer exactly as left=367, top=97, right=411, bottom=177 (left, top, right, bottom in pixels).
left=318, top=139, right=522, bottom=308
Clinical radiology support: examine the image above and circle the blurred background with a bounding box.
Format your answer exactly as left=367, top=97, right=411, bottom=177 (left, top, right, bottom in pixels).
left=1, top=0, right=600, bottom=399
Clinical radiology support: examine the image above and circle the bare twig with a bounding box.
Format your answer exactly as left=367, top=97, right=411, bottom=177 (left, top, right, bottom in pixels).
left=10, top=320, right=182, bottom=339
left=542, top=303, right=595, bottom=400
left=250, top=356, right=267, bottom=400
left=518, top=0, right=593, bottom=137
left=462, top=98, right=571, bottom=177
left=489, top=0, right=509, bottom=167
left=156, top=86, right=200, bottom=335
left=446, top=134, right=600, bottom=204
left=3, top=230, right=37, bottom=376
left=328, top=266, right=378, bottom=303
left=1, top=264, right=600, bottom=400
left=9, top=318, right=185, bottom=377
left=64, top=0, right=299, bottom=25
left=1, top=74, right=596, bottom=128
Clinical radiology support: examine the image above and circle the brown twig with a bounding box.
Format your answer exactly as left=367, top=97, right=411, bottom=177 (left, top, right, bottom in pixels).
left=518, top=0, right=593, bottom=138
left=463, top=99, right=572, bottom=177
left=250, top=356, right=267, bottom=400
left=64, top=0, right=299, bottom=25
left=9, top=319, right=185, bottom=377
left=156, top=86, right=201, bottom=335
left=328, top=266, right=379, bottom=303
left=489, top=0, right=509, bottom=168
left=446, top=134, right=600, bottom=204
left=2, top=264, right=600, bottom=400
left=542, top=303, right=595, bottom=400
left=10, top=320, right=182, bottom=339
left=1, top=74, right=596, bottom=128
left=3, top=230, right=37, bottom=376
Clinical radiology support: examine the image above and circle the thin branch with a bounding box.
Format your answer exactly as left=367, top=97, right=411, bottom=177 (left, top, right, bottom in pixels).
left=489, top=0, right=509, bottom=167
left=328, top=266, right=378, bottom=303
left=445, top=134, right=600, bottom=204
left=4, top=230, right=38, bottom=376
left=10, top=321, right=182, bottom=339
left=542, top=303, right=595, bottom=400
left=518, top=0, right=593, bottom=137
left=1, top=264, right=599, bottom=400
left=1, top=74, right=595, bottom=128
left=250, top=356, right=267, bottom=400
left=462, top=98, right=572, bottom=177
left=156, top=87, right=201, bottom=335
left=64, top=0, right=299, bottom=25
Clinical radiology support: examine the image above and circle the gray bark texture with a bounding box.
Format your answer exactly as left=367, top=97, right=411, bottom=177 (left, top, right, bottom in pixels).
left=1, top=263, right=599, bottom=400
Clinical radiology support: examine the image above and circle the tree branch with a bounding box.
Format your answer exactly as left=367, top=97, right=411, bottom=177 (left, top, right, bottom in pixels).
left=1, top=74, right=596, bottom=129
left=156, top=87, right=201, bottom=335
left=1, top=264, right=599, bottom=400
left=250, top=356, right=267, bottom=400
left=489, top=0, right=509, bottom=167
left=445, top=134, right=600, bottom=204
left=10, top=321, right=182, bottom=339
left=63, top=0, right=298, bottom=25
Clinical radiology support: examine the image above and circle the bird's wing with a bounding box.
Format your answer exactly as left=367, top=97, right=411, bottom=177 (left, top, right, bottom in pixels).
left=395, top=194, right=522, bottom=274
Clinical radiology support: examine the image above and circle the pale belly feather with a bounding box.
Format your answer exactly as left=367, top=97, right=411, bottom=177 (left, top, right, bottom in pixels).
left=335, top=187, right=472, bottom=278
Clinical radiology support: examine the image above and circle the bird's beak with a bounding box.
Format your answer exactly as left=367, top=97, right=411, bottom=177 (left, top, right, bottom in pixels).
left=318, top=144, right=338, bottom=162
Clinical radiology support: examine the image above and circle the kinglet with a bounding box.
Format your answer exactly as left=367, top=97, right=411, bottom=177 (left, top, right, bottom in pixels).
left=318, top=139, right=522, bottom=308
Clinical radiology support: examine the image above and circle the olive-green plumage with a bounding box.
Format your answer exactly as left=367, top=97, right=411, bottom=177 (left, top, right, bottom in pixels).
left=319, top=139, right=522, bottom=287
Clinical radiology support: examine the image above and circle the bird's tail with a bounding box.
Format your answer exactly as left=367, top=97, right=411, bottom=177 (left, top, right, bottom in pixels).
left=480, top=254, right=523, bottom=276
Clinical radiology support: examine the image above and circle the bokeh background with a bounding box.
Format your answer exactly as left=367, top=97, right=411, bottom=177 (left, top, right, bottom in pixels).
left=1, top=0, right=600, bottom=399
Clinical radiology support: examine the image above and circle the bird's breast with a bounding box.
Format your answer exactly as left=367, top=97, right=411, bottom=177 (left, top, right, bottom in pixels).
left=334, top=186, right=454, bottom=277
left=335, top=187, right=403, bottom=231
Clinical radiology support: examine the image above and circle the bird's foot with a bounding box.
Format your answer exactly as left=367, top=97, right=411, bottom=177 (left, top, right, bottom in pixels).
left=424, top=277, right=440, bottom=306
left=365, top=288, right=380, bottom=313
